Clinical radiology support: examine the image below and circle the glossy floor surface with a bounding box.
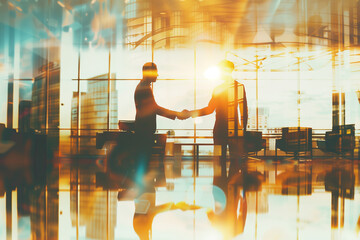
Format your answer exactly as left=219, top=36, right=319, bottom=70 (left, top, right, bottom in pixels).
left=1, top=153, right=360, bottom=240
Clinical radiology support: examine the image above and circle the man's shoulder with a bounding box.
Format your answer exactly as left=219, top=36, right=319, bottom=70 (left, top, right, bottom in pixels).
left=234, top=81, right=246, bottom=92
left=135, top=81, right=152, bottom=100
left=136, top=80, right=145, bottom=88
left=233, top=80, right=244, bottom=86
left=135, top=81, right=150, bottom=91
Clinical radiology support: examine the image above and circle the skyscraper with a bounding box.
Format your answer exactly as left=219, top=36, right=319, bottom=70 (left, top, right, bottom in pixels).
left=247, top=107, right=269, bottom=130
left=71, top=73, right=118, bottom=137
left=70, top=168, right=117, bottom=240
left=71, top=92, right=86, bottom=137
left=31, top=62, right=60, bottom=133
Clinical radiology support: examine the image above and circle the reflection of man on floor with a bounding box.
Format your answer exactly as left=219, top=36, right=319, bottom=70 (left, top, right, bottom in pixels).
left=134, top=62, right=188, bottom=191
left=207, top=172, right=247, bottom=240
left=188, top=60, right=248, bottom=179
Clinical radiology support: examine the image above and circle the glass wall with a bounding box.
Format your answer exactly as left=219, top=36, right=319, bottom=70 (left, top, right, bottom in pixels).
left=1, top=0, right=360, bottom=155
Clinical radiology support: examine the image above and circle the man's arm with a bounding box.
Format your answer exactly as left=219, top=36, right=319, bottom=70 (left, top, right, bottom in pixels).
left=156, top=106, right=178, bottom=120
left=150, top=89, right=178, bottom=120
left=190, top=95, right=216, bottom=118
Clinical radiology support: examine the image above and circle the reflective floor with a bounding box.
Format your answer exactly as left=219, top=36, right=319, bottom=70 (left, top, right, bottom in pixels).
left=1, top=152, right=360, bottom=240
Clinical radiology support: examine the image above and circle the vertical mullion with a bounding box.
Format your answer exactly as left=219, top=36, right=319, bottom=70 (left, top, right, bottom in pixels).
left=77, top=54, right=81, bottom=138
left=107, top=51, right=111, bottom=131
left=76, top=52, right=80, bottom=240
left=194, top=45, right=197, bottom=143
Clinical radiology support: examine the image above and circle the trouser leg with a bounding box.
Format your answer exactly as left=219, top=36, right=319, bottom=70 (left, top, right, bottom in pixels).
left=228, top=137, right=247, bottom=179
left=214, top=138, right=227, bottom=178
left=211, top=139, right=228, bottom=211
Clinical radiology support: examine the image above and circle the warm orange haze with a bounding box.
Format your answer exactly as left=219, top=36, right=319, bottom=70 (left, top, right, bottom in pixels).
left=1, top=0, right=360, bottom=239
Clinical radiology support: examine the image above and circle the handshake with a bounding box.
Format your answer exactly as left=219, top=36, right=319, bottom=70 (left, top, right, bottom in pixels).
left=176, top=109, right=192, bottom=120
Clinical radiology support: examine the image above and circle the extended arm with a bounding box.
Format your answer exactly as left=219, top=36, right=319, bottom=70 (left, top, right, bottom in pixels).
left=156, top=105, right=178, bottom=120
left=135, top=85, right=179, bottom=120
left=151, top=89, right=178, bottom=119
left=190, top=96, right=216, bottom=118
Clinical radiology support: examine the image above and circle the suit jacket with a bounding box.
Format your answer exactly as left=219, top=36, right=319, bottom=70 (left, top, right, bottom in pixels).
left=134, top=80, right=177, bottom=136
left=193, top=80, right=248, bottom=139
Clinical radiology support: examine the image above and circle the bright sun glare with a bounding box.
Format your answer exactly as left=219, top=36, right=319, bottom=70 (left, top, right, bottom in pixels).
left=204, top=66, right=220, bottom=82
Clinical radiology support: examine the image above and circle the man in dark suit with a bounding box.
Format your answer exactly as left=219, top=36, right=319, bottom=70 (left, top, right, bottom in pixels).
left=134, top=62, right=187, bottom=190
left=188, top=60, right=248, bottom=179
left=134, top=62, right=183, bottom=136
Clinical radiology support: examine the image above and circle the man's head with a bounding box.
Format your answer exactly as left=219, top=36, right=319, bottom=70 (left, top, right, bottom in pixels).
left=218, top=60, right=234, bottom=80
left=142, top=62, right=158, bottom=82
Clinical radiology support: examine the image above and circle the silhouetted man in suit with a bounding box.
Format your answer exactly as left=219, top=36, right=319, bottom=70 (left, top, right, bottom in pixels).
left=189, top=60, right=248, bottom=179
left=134, top=62, right=187, bottom=191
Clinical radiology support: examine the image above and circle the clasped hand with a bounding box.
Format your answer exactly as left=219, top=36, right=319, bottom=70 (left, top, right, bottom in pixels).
left=177, top=109, right=191, bottom=120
